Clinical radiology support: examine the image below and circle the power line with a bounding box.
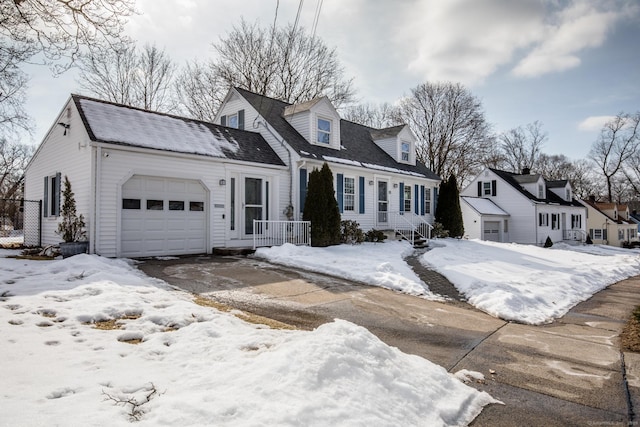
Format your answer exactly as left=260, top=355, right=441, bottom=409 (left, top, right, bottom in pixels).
left=312, top=0, right=323, bottom=38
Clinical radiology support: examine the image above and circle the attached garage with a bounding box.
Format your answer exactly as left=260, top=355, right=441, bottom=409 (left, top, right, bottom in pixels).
left=460, top=196, right=510, bottom=242
left=121, top=175, right=208, bottom=257
left=483, top=221, right=501, bottom=242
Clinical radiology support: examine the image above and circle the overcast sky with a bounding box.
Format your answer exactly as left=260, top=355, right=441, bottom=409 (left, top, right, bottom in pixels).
left=23, top=0, right=640, bottom=161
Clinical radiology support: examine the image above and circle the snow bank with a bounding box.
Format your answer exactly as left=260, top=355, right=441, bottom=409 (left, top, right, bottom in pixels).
left=421, top=239, right=640, bottom=324
left=255, top=241, right=440, bottom=298
left=1, top=252, right=497, bottom=426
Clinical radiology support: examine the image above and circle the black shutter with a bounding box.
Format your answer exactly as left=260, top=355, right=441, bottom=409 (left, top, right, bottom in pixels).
left=238, top=110, right=245, bottom=130
left=54, top=172, right=61, bottom=216
left=43, top=177, right=49, bottom=218
left=477, top=181, right=482, bottom=196
left=221, top=115, right=227, bottom=126
left=491, top=180, right=497, bottom=196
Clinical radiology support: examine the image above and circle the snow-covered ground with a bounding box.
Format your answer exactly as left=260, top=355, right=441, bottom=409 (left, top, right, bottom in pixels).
left=256, top=239, right=640, bottom=325
left=1, top=251, right=497, bottom=426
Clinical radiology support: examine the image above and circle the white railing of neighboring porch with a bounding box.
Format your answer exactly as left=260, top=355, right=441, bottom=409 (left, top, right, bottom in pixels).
left=563, top=229, right=587, bottom=242
left=253, top=220, right=311, bottom=249
left=390, top=212, right=433, bottom=244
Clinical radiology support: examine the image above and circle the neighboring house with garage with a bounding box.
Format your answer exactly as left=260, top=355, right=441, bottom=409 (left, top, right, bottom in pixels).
left=579, top=198, right=639, bottom=246
left=460, top=168, right=587, bottom=245
left=24, top=89, right=440, bottom=258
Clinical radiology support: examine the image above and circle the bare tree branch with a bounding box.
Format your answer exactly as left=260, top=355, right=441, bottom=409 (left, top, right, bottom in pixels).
left=77, top=42, right=176, bottom=112
left=589, top=112, right=640, bottom=202
left=395, top=81, right=495, bottom=186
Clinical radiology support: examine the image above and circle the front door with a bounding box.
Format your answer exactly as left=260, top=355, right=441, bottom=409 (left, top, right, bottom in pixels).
left=244, top=177, right=264, bottom=236
left=377, top=181, right=388, bottom=226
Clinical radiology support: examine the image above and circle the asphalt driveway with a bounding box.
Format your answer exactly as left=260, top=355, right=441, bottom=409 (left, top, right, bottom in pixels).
left=138, top=254, right=640, bottom=426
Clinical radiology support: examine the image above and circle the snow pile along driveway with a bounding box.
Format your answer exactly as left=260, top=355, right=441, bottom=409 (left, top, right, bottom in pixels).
left=255, top=241, right=439, bottom=298
left=1, top=253, right=497, bottom=426
left=421, top=239, right=640, bottom=324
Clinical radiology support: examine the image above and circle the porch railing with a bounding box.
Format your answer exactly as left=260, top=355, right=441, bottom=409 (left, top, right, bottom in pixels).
left=563, top=229, right=587, bottom=242
left=253, top=220, right=311, bottom=249
left=390, top=212, right=433, bottom=244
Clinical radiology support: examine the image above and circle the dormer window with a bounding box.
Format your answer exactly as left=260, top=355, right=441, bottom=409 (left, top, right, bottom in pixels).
left=401, top=141, right=410, bottom=162
left=221, top=109, right=244, bottom=130
left=538, top=184, right=544, bottom=198
left=228, top=113, right=238, bottom=129
left=566, top=188, right=571, bottom=201
left=317, top=117, right=331, bottom=144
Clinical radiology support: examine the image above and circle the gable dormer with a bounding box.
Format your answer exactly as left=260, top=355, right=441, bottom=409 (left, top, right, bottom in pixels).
left=513, top=172, right=545, bottom=199
left=283, top=97, right=341, bottom=150
left=370, top=124, right=416, bottom=166
left=547, top=180, right=572, bottom=202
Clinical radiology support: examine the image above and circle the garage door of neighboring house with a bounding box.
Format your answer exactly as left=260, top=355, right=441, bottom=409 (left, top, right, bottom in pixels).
left=121, top=176, right=207, bottom=257
left=483, top=221, right=500, bottom=242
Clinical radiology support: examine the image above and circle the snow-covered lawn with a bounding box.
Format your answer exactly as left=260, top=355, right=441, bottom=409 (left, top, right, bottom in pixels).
left=1, top=252, right=497, bottom=426
left=256, top=239, right=640, bottom=325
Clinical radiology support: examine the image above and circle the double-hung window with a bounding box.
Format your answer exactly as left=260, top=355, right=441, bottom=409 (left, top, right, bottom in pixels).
left=344, top=177, right=355, bottom=211
left=43, top=172, right=61, bottom=217
left=483, top=182, right=491, bottom=196
left=538, top=184, right=544, bottom=199
left=227, top=113, right=238, bottom=129
left=401, top=141, right=410, bottom=162
left=539, top=213, right=549, bottom=227
left=404, top=185, right=412, bottom=212
left=425, top=189, right=431, bottom=214
left=317, top=118, right=331, bottom=144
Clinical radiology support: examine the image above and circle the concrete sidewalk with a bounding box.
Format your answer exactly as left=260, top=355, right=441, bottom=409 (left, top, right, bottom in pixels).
left=138, top=255, right=640, bottom=426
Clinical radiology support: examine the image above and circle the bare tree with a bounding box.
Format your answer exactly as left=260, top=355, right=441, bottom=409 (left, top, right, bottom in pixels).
left=0, top=0, right=136, bottom=136
left=499, top=121, right=547, bottom=173
left=77, top=43, right=138, bottom=106
left=589, top=112, right=640, bottom=202
left=622, top=146, right=640, bottom=200
left=342, top=103, right=402, bottom=128
left=535, top=153, right=574, bottom=180
left=174, top=60, right=226, bottom=122
left=395, top=81, right=494, bottom=186
left=176, top=19, right=355, bottom=120
left=0, top=139, right=33, bottom=200
left=0, top=47, right=30, bottom=140
left=77, top=43, right=175, bottom=112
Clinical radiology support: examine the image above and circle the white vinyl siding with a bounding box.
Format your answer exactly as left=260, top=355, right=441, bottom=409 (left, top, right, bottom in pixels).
left=24, top=99, right=93, bottom=248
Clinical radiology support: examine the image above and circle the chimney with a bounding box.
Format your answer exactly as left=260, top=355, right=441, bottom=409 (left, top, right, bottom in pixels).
left=589, top=195, right=596, bottom=202
left=522, top=167, right=530, bottom=175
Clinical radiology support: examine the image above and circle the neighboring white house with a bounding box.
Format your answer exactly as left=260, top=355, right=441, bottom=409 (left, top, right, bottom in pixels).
left=24, top=90, right=440, bottom=257
left=579, top=199, right=639, bottom=246
left=460, top=168, right=587, bottom=245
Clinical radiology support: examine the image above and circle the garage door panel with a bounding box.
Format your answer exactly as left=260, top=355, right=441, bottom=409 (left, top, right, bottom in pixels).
left=483, top=221, right=500, bottom=242
left=121, top=176, right=207, bottom=257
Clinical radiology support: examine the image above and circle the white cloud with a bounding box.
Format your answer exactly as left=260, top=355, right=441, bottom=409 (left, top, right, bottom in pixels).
left=512, top=3, right=621, bottom=78
left=398, top=0, right=546, bottom=85
left=578, top=115, right=615, bottom=131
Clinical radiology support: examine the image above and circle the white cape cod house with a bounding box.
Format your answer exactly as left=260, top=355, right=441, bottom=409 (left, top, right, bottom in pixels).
left=460, top=168, right=587, bottom=245
left=24, top=89, right=440, bottom=257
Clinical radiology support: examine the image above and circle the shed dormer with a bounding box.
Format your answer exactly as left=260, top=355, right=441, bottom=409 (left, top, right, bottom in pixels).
left=283, top=97, right=341, bottom=150
left=370, top=124, right=416, bottom=166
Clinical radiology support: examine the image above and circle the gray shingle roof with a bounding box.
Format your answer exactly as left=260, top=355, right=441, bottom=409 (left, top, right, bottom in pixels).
left=490, top=168, right=582, bottom=207
left=72, top=94, right=285, bottom=167
left=235, top=88, right=440, bottom=181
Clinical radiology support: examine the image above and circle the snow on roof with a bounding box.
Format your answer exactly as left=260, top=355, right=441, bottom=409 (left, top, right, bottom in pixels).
left=321, top=156, right=428, bottom=178
left=462, top=197, right=509, bottom=216
left=79, top=98, right=240, bottom=157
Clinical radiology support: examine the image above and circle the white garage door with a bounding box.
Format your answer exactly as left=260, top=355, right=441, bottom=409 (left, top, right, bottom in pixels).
left=483, top=221, right=500, bottom=242
left=121, top=176, right=207, bottom=257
